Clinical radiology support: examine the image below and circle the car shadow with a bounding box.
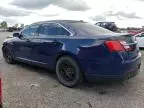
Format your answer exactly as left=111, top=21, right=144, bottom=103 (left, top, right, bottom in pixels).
left=78, top=81, right=130, bottom=95
left=12, top=61, right=138, bottom=97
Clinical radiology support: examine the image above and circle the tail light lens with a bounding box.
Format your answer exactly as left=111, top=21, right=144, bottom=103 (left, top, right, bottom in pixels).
left=119, top=41, right=131, bottom=51
left=105, top=40, right=130, bottom=52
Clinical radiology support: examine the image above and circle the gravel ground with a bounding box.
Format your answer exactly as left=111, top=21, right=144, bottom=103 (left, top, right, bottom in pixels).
left=0, top=32, right=144, bottom=108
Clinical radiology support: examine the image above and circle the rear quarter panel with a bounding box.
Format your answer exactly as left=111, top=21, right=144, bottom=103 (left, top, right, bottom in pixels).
left=51, top=37, right=108, bottom=59
left=52, top=36, right=124, bottom=76
left=45, top=36, right=118, bottom=70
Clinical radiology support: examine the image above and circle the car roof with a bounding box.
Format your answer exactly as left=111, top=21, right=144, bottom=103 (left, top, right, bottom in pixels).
left=32, top=20, right=85, bottom=25
left=96, top=22, right=115, bottom=24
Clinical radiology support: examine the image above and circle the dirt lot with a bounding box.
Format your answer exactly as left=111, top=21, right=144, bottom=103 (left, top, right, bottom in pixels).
left=0, top=32, right=144, bottom=108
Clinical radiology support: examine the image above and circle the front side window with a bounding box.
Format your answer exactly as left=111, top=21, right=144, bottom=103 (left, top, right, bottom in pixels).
left=21, top=27, right=29, bottom=37
left=39, top=23, right=70, bottom=36
left=21, top=24, right=39, bottom=37
left=38, top=25, right=48, bottom=35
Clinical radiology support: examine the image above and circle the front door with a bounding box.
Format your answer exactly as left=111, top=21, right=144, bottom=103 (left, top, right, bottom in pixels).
left=31, top=23, right=71, bottom=68
left=14, top=24, right=39, bottom=61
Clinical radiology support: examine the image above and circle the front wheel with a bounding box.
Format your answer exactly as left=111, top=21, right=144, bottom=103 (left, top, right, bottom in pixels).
left=3, top=47, right=15, bottom=64
left=56, top=56, right=83, bottom=87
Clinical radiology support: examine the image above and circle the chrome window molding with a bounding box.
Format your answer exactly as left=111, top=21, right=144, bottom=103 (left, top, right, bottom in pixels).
left=43, top=22, right=73, bottom=36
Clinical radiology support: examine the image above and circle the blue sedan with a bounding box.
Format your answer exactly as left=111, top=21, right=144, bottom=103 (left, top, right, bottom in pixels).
left=2, top=20, right=141, bottom=87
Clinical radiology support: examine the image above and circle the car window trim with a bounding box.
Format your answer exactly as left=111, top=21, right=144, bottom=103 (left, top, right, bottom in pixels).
left=38, top=22, right=73, bottom=36
left=20, top=35, right=36, bottom=41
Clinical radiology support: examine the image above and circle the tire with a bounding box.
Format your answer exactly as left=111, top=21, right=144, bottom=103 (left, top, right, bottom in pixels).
left=56, top=56, right=83, bottom=87
left=3, top=47, right=15, bottom=64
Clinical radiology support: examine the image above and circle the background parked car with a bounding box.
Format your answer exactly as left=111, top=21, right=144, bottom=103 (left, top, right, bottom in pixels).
left=135, top=32, right=144, bottom=48
left=95, top=22, right=118, bottom=32
left=0, top=28, right=6, bottom=32
left=7, top=27, right=22, bottom=32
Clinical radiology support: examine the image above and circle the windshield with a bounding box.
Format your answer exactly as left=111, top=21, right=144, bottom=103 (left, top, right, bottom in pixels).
left=70, top=22, right=113, bottom=36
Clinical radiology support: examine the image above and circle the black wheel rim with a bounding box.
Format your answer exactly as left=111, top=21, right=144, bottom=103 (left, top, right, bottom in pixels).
left=59, top=60, right=76, bottom=82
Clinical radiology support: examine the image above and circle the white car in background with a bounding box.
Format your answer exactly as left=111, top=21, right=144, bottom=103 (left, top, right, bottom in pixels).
left=135, top=32, right=144, bottom=48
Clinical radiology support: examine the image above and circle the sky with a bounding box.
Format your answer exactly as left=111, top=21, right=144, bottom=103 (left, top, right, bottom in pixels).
left=0, top=0, right=144, bottom=27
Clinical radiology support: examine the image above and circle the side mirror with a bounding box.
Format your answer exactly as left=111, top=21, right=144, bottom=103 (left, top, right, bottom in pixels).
left=13, top=33, right=21, bottom=38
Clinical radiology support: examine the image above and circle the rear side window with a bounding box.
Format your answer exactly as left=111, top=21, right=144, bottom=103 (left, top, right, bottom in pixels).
left=21, top=25, right=39, bottom=37
left=39, top=23, right=70, bottom=36
left=70, top=22, right=113, bottom=36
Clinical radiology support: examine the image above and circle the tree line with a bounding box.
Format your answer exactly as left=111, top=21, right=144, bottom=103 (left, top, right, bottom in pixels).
left=0, top=21, right=24, bottom=29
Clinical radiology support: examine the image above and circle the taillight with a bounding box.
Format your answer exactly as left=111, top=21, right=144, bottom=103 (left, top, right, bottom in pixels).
left=119, top=41, right=131, bottom=50
left=105, top=40, right=125, bottom=52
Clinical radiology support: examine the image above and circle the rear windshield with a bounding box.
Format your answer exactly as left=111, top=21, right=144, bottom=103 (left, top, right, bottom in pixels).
left=69, top=22, right=113, bottom=36
left=117, top=35, right=135, bottom=43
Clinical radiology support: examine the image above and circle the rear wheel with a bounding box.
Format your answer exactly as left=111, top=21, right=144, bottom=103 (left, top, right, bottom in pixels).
left=56, top=56, right=83, bottom=87
left=3, top=47, right=14, bottom=64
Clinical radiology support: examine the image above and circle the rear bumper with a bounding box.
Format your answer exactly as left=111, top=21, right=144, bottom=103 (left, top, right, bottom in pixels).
left=79, top=52, right=141, bottom=82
